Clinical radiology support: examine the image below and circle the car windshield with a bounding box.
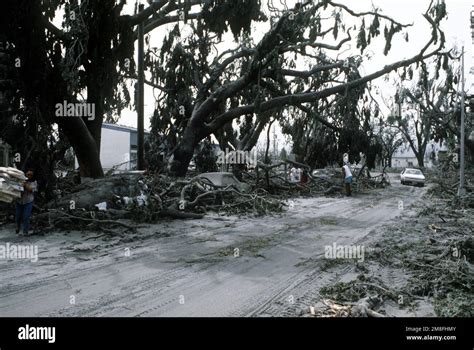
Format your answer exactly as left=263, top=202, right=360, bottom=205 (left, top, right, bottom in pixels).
left=406, top=169, right=422, bottom=175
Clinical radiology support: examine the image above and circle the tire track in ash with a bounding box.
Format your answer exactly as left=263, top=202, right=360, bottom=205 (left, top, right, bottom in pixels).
left=0, top=182, right=426, bottom=316
left=247, top=184, right=427, bottom=317
left=68, top=186, right=421, bottom=316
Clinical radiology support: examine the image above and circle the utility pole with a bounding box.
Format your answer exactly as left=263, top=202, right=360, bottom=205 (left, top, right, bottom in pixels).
left=137, top=3, right=145, bottom=170
left=458, top=46, right=466, bottom=196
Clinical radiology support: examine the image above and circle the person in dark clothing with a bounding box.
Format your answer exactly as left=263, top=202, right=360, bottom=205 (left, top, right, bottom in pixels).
left=15, top=169, right=37, bottom=235
left=300, top=169, right=309, bottom=184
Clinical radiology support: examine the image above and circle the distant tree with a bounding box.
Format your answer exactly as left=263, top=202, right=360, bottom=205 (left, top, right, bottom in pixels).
left=388, top=56, right=456, bottom=168
left=377, top=123, right=404, bottom=168
left=195, top=138, right=218, bottom=173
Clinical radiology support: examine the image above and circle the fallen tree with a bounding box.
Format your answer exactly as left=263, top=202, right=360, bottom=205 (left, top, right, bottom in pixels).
left=151, top=0, right=449, bottom=176
left=29, top=159, right=390, bottom=233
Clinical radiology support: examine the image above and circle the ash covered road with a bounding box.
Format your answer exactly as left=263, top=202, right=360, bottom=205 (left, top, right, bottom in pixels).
left=0, top=179, right=426, bottom=317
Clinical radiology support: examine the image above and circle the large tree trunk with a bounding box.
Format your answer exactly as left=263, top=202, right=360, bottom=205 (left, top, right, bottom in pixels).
left=52, top=60, right=104, bottom=179
left=57, top=118, right=104, bottom=178
left=170, top=124, right=207, bottom=177
left=73, top=0, right=116, bottom=176
left=2, top=0, right=107, bottom=180
left=86, top=83, right=105, bottom=154
left=415, top=151, right=424, bottom=168
left=46, top=174, right=141, bottom=209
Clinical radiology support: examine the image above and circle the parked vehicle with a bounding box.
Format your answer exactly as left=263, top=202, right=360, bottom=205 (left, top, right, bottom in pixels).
left=400, top=168, right=425, bottom=187
left=194, top=172, right=251, bottom=193
left=311, top=168, right=338, bottom=181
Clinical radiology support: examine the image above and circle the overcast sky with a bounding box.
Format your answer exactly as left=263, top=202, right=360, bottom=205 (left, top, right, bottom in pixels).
left=113, top=0, right=473, bottom=131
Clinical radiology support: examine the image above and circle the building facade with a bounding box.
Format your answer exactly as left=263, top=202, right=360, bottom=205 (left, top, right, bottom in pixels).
left=100, top=123, right=151, bottom=171
left=391, top=141, right=448, bottom=169
left=75, top=123, right=150, bottom=172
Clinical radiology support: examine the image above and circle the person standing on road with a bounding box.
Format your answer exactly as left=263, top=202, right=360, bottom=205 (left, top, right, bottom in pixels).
left=300, top=169, right=309, bottom=184
left=15, top=169, right=37, bottom=235
left=342, top=162, right=353, bottom=197
left=290, top=167, right=300, bottom=183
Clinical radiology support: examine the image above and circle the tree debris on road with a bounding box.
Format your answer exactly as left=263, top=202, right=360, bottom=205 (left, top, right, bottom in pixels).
left=28, top=163, right=390, bottom=234
left=307, top=170, right=474, bottom=317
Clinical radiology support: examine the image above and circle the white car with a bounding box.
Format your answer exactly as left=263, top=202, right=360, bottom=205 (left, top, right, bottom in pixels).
left=400, top=168, right=425, bottom=187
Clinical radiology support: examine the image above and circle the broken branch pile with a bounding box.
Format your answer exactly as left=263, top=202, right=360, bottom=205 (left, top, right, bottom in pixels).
left=33, top=172, right=284, bottom=232
left=314, top=275, right=414, bottom=317
left=310, top=169, right=474, bottom=317
left=129, top=175, right=284, bottom=221
left=253, top=161, right=388, bottom=197
left=428, top=168, right=474, bottom=208
left=31, top=162, right=388, bottom=233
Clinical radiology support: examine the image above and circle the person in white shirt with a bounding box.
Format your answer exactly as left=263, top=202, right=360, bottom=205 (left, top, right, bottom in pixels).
left=342, top=162, right=353, bottom=196
left=295, top=168, right=302, bottom=182
left=290, top=167, right=300, bottom=183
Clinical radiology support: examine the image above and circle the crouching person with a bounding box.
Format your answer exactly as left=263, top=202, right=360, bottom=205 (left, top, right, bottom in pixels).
left=15, top=169, right=37, bottom=235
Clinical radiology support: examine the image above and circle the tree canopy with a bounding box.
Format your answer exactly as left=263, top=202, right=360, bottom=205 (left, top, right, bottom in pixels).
left=0, top=0, right=452, bottom=182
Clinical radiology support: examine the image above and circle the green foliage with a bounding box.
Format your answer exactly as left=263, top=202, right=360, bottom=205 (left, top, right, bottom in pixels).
left=418, top=63, right=429, bottom=92
left=369, top=14, right=380, bottom=38
left=148, top=4, right=272, bottom=166
left=195, top=139, right=218, bottom=173
left=332, top=11, right=340, bottom=40
left=356, top=19, right=367, bottom=54
left=430, top=0, right=447, bottom=24
left=202, top=0, right=263, bottom=39
left=383, top=23, right=402, bottom=56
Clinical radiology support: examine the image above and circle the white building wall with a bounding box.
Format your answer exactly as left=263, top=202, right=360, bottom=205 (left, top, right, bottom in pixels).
left=100, top=127, right=131, bottom=171
left=391, top=141, right=445, bottom=169
left=392, top=158, right=419, bottom=168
